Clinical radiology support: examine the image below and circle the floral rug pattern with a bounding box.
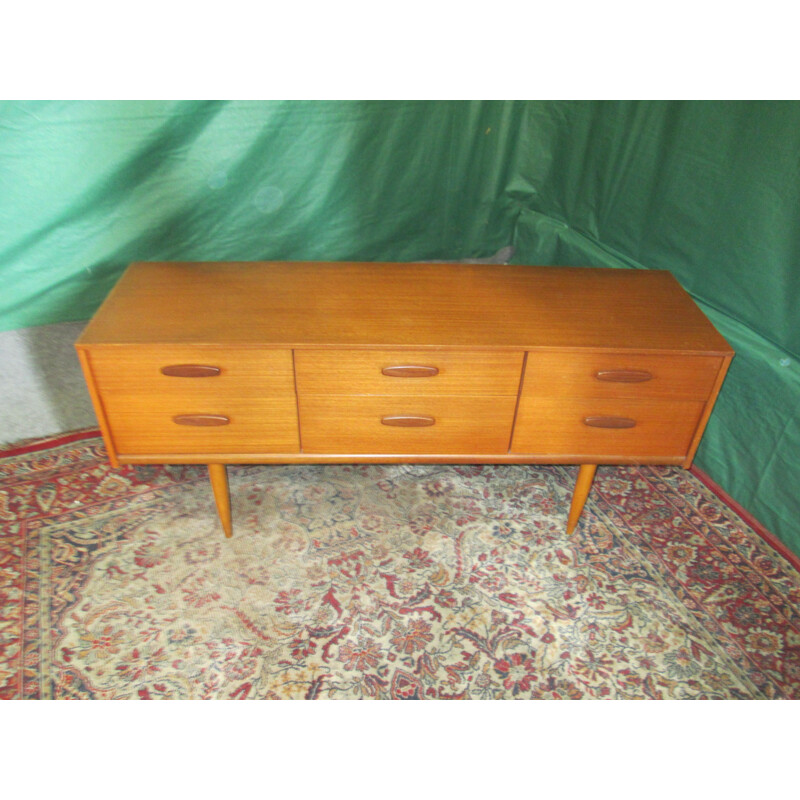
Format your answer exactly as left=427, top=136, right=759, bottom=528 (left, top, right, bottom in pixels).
left=2, top=430, right=799, bottom=699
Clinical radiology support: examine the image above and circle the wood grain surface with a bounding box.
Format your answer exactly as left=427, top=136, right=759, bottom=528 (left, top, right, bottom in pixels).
left=76, top=261, right=734, bottom=354
left=295, top=349, right=523, bottom=396
left=523, top=352, right=723, bottom=400
left=87, top=346, right=295, bottom=396
left=102, top=395, right=300, bottom=455
left=74, top=261, right=734, bottom=538
left=298, top=394, right=518, bottom=454
left=511, top=397, right=706, bottom=458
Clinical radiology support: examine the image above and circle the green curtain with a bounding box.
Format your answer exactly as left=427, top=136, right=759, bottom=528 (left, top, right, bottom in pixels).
left=0, top=100, right=519, bottom=328
left=1, top=100, right=797, bottom=553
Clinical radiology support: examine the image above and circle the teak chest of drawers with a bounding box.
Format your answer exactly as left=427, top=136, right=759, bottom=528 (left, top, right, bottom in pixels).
left=76, top=261, right=733, bottom=538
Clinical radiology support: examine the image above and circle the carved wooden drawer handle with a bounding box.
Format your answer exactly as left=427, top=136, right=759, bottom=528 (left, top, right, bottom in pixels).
left=381, top=365, right=440, bottom=378
left=594, top=369, right=653, bottom=383
left=161, top=365, right=222, bottom=377
left=381, top=415, right=436, bottom=427
left=583, top=416, right=637, bottom=429
left=173, top=414, right=230, bottom=426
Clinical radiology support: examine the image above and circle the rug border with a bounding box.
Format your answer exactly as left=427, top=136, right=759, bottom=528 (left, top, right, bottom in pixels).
left=690, top=465, right=800, bottom=573
left=0, top=428, right=102, bottom=458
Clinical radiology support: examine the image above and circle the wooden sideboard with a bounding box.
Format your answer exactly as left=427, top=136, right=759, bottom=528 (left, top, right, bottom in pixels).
left=75, top=261, right=733, bottom=538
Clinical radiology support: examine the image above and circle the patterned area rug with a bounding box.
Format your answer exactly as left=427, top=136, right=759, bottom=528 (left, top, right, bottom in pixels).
left=2, top=429, right=799, bottom=699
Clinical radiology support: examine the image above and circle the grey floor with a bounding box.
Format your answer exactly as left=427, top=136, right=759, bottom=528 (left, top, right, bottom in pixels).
left=0, top=321, right=98, bottom=446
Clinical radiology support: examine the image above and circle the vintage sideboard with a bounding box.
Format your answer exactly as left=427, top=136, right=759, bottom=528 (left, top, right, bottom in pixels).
left=75, top=261, right=733, bottom=537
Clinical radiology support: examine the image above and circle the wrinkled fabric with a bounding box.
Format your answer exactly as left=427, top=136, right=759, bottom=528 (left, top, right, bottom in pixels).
left=505, top=101, right=800, bottom=555
left=1, top=100, right=797, bottom=552
left=0, top=100, right=520, bottom=328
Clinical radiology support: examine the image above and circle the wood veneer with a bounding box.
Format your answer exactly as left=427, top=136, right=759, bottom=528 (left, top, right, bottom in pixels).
left=76, top=261, right=734, bottom=537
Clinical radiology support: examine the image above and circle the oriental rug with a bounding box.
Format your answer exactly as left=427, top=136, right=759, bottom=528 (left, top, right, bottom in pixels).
left=2, top=429, right=799, bottom=699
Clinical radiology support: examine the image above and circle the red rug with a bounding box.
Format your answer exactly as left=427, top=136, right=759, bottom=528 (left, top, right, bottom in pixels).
left=2, top=429, right=799, bottom=699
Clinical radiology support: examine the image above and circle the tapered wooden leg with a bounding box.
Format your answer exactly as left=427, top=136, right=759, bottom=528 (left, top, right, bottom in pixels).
left=208, top=463, right=233, bottom=538
left=566, top=464, right=597, bottom=535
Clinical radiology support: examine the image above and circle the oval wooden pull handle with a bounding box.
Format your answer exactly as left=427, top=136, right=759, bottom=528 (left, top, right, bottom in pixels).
left=381, top=365, right=440, bottom=378
left=161, top=364, right=222, bottom=378
left=583, top=416, right=637, bottom=429
left=381, top=415, right=436, bottom=427
left=594, top=369, right=653, bottom=383
left=173, top=414, right=230, bottom=426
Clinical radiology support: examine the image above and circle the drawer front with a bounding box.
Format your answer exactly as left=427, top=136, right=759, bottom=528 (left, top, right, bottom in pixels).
left=102, top=394, right=300, bottom=455
left=89, top=346, right=296, bottom=397
left=523, top=352, right=723, bottom=400
left=294, top=350, right=524, bottom=396
left=299, top=395, right=517, bottom=454
left=511, top=397, right=706, bottom=458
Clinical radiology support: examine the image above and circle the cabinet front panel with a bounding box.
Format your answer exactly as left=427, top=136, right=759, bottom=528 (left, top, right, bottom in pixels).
left=511, top=397, right=705, bottom=458
left=523, top=352, right=722, bottom=401
left=294, top=350, right=524, bottom=396
left=299, top=395, right=517, bottom=454
left=89, top=346, right=296, bottom=397
left=103, top=395, right=300, bottom=455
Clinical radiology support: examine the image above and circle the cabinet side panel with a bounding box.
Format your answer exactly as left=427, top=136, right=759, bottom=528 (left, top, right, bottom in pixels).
left=75, top=347, right=119, bottom=467
left=682, top=354, right=734, bottom=467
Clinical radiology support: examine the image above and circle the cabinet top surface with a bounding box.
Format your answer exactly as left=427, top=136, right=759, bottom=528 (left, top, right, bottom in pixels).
left=77, top=261, right=733, bottom=354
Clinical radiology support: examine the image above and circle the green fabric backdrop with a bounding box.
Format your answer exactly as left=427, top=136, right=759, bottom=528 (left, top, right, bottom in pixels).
left=1, top=100, right=797, bottom=553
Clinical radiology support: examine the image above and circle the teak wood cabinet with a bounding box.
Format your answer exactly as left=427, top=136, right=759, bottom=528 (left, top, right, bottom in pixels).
left=76, top=261, right=733, bottom=538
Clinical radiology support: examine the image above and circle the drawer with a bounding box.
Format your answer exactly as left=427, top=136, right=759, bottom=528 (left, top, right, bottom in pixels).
left=294, top=349, right=524, bottom=396
left=523, top=352, right=722, bottom=400
left=299, top=395, right=517, bottom=454
left=511, top=396, right=706, bottom=459
left=102, top=395, right=300, bottom=455
left=88, top=345, right=296, bottom=397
